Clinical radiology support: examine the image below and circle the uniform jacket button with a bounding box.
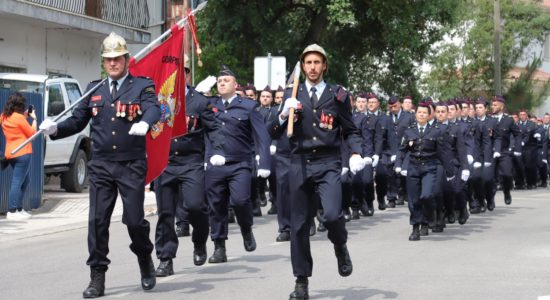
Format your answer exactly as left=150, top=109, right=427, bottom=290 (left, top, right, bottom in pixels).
left=112, top=145, right=117, bottom=149
left=112, top=131, right=115, bottom=135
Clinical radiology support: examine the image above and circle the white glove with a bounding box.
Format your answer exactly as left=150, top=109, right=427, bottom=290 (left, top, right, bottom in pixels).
left=257, top=169, right=271, bottom=178
left=395, top=167, right=402, bottom=174
left=461, top=169, right=470, bottom=181
left=390, top=155, right=396, bottom=163
left=473, top=162, right=482, bottom=169
left=255, top=154, right=260, bottom=163
left=372, top=155, right=379, bottom=168
left=349, top=154, right=365, bottom=174
left=195, top=75, right=217, bottom=93
left=400, top=170, right=407, bottom=177
left=204, top=163, right=208, bottom=170
left=513, top=152, right=521, bottom=157
left=543, top=159, right=548, bottom=164
left=270, top=145, right=276, bottom=155
left=281, top=97, right=299, bottom=117
left=210, top=155, right=226, bottom=166
left=521, top=141, right=525, bottom=147
left=363, top=157, right=373, bottom=165
left=341, top=167, right=349, bottom=176
left=484, top=162, right=492, bottom=167
left=493, top=152, right=501, bottom=159
left=39, top=119, right=58, bottom=135
left=534, top=133, right=541, bottom=140
left=467, top=155, right=474, bottom=165
left=128, top=121, right=149, bottom=136
left=446, top=176, right=455, bottom=181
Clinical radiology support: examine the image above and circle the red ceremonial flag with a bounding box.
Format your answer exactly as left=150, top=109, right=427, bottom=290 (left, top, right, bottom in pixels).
left=129, top=24, right=187, bottom=184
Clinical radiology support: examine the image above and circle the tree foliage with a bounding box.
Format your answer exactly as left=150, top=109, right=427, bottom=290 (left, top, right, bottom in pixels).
left=504, top=57, right=550, bottom=112
left=192, top=0, right=462, bottom=99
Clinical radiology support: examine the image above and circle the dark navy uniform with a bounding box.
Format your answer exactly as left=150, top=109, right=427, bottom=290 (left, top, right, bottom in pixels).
left=442, top=121, right=468, bottom=223
left=518, top=119, right=539, bottom=188
left=538, top=124, right=549, bottom=187
left=493, top=113, right=521, bottom=204
left=53, top=74, right=161, bottom=269
left=206, top=95, right=271, bottom=241
left=350, top=111, right=374, bottom=216
left=256, top=104, right=279, bottom=210
left=272, top=106, right=292, bottom=236
left=154, top=86, right=222, bottom=263
left=269, top=82, right=362, bottom=278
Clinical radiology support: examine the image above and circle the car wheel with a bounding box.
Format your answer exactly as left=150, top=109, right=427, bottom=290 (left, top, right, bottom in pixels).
left=61, top=149, right=88, bottom=193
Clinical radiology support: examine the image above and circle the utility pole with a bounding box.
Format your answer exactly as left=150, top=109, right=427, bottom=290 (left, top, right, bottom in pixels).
left=494, top=0, right=502, bottom=95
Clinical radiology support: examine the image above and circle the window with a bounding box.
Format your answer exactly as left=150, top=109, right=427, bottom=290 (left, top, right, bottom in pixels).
left=0, top=65, right=26, bottom=73
left=64, top=82, right=82, bottom=104
left=47, top=84, right=65, bottom=116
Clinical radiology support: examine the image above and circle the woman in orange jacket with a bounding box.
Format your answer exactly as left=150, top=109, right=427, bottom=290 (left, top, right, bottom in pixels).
left=1, top=92, right=37, bottom=220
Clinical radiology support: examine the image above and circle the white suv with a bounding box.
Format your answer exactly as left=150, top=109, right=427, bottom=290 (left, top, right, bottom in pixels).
left=0, top=73, right=91, bottom=192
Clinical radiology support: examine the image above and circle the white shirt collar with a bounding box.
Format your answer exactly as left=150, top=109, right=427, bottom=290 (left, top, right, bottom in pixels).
left=305, top=80, right=326, bottom=97
left=222, top=94, right=237, bottom=105
left=108, top=72, right=129, bottom=91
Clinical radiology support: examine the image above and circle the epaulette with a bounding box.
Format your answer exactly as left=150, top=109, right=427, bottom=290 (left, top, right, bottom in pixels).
left=144, top=86, right=156, bottom=94
left=334, top=85, right=348, bottom=103
left=407, top=124, right=416, bottom=129
left=433, top=123, right=440, bottom=128
left=89, top=79, right=102, bottom=84
left=138, top=76, right=153, bottom=80
left=285, top=83, right=294, bottom=89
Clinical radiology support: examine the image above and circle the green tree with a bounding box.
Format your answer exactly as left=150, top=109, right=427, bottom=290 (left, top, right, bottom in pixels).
left=192, top=0, right=462, bottom=99
left=422, top=0, right=550, bottom=103
left=504, top=57, right=550, bottom=112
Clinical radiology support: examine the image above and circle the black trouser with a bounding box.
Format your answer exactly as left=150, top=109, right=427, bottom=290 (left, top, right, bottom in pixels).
left=258, top=156, right=277, bottom=203
left=494, top=154, right=514, bottom=198
left=407, top=161, right=439, bottom=225
left=289, top=157, right=347, bottom=277
left=275, top=155, right=291, bottom=233
left=86, top=159, right=153, bottom=268
left=523, top=147, right=538, bottom=186
left=471, top=166, right=485, bottom=208
left=513, top=155, right=525, bottom=187
left=154, top=162, right=209, bottom=260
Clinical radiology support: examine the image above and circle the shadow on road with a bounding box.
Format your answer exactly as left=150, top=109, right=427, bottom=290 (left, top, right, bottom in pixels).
left=313, top=286, right=399, bottom=299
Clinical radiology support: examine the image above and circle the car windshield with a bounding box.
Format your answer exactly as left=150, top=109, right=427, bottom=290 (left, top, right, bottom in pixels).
left=0, top=79, right=44, bottom=94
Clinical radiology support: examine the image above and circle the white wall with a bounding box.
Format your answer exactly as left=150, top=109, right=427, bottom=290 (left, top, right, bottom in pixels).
left=0, top=16, right=102, bottom=87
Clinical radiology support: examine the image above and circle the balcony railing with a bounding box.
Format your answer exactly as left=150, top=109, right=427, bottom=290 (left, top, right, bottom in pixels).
left=20, top=0, right=150, bottom=30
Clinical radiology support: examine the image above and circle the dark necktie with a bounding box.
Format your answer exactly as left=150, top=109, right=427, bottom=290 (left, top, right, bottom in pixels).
left=393, top=114, right=398, bottom=124
left=310, top=87, right=318, bottom=107
left=224, top=100, right=229, bottom=109
left=419, top=126, right=424, bottom=136
left=111, top=80, right=118, bottom=100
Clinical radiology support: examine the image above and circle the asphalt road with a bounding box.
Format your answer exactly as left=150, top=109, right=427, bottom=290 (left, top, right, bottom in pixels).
left=1, top=188, right=550, bottom=300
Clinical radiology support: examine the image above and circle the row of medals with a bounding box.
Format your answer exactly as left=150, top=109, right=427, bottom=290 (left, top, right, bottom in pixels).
left=319, top=111, right=334, bottom=130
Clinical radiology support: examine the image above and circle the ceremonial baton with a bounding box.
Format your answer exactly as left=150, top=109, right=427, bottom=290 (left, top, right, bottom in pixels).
left=10, top=78, right=107, bottom=155
left=286, top=61, right=301, bottom=138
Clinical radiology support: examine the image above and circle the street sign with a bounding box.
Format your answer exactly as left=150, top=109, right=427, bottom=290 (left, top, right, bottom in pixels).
left=254, top=54, right=286, bottom=90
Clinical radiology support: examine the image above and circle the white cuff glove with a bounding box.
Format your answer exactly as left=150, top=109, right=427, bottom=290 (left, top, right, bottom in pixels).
left=390, top=155, right=396, bottom=163
left=128, top=121, right=149, bottom=136
left=341, top=167, right=349, bottom=176
left=204, top=162, right=208, bottom=170
left=39, top=119, right=58, bottom=135
left=372, top=155, right=379, bottom=167
left=281, top=97, right=299, bottom=117
left=270, top=145, right=276, bottom=155
left=210, top=155, right=226, bottom=166
left=534, top=133, right=541, bottom=140
left=363, top=157, right=373, bottom=165
left=484, top=162, right=492, bottom=167
left=467, top=155, right=474, bottom=165
left=493, top=152, right=501, bottom=159
left=461, top=169, right=470, bottom=181
left=395, top=167, right=402, bottom=174
left=257, top=169, right=271, bottom=178
left=255, top=154, right=260, bottom=164
left=349, top=154, right=365, bottom=174
left=446, top=176, right=455, bottom=181
left=521, top=141, right=525, bottom=147
left=513, top=152, right=521, bottom=157
left=543, top=159, right=548, bottom=164
left=473, top=162, right=482, bottom=169
left=400, top=170, right=407, bottom=177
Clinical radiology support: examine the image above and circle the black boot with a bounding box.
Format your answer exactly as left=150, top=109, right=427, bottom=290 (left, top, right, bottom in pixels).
left=155, top=259, right=174, bottom=277
left=252, top=202, right=263, bottom=217
left=409, top=224, right=420, bottom=241
left=458, top=207, right=469, bottom=225
left=487, top=197, right=495, bottom=211
left=242, top=230, right=257, bottom=252
left=175, top=224, right=190, bottom=237
left=137, top=255, right=156, bottom=290
left=82, top=267, right=105, bottom=298
left=447, top=210, right=456, bottom=224
left=267, top=202, right=278, bottom=215
left=228, top=208, right=236, bottom=223
left=193, top=243, right=207, bottom=266
left=334, top=244, right=353, bottom=277
left=289, top=278, right=309, bottom=300
left=317, top=222, right=326, bottom=232
left=309, top=221, right=316, bottom=236
left=343, top=208, right=352, bottom=222
left=387, top=199, right=396, bottom=208
left=420, top=224, right=429, bottom=236
left=378, top=197, right=386, bottom=210
left=208, top=239, right=227, bottom=263
left=504, top=192, right=512, bottom=205
left=351, top=209, right=360, bottom=220
left=276, top=231, right=290, bottom=242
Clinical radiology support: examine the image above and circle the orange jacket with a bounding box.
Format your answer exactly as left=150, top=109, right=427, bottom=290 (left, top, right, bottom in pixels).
left=1, top=112, right=36, bottom=159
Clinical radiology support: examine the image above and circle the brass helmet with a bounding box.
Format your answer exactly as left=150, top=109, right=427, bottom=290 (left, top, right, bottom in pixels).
left=300, top=44, right=328, bottom=75
left=101, top=32, right=129, bottom=58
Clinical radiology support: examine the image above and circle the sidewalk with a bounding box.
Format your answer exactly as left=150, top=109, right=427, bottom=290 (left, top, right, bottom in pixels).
left=0, top=181, right=158, bottom=242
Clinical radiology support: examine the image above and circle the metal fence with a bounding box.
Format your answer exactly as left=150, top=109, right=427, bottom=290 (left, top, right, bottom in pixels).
left=0, top=91, right=44, bottom=213
left=20, top=0, right=150, bottom=29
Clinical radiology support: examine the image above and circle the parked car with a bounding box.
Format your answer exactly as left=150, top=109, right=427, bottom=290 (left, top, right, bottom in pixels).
left=0, top=73, right=90, bottom=192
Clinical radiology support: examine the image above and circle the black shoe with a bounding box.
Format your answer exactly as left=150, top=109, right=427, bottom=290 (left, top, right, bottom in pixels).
left=487, top=198, right=495, bottom=211
left=228, top=209, right=236, bottom=223
left=539, top=182, right=548, bottom=188
left=344, top=208, right=352, bottom=222
left=420, top=224, right=429, bottom=236
left=259, top=194, right=268, bottom=207
left=208, top=240, right=227, bottom=263
left=387, top=200, right=396, bottom=208
left=431, top=226, right=443, bottom=233
left=378, top=199, right=386, bottom=210
left=515, top=185, right=525, bottom=190
left=409, top=225, right=420, bottom=241
left=479, top=200, right=487, bottom=213
left=447, top=211, right=456, bottom=224
left=175, top=225, right=190, bottom=237
left=83, top=267, right=105, bottom=298
left=334, top=244, right=353, bottom=277
left=267, top=203, right=278, bottom=215
left=458, top=207, right=469, bottom=225
left=137, top=255, right=156, bottom=291
left=317, top=222, right=326, bottom=232
left=289, top=282, right=309, bottom=300
left=193, top=244, right=207, bottom=266
left=351, top=209, right=360, bottom=220
left=504, top=194, right=512, bottom=205
left=526, top=185, right=536, bottom=190
left=309, top=222, right=316, bottom=236
left=395, top=199, right=405, bottom=205
left=276, top=231, right=290, bottom=242
left=155, top=259, right=174, bottom=277
left=252, top=205, right=262, bottom=217
left=242, top=231, right=257, bottom=252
